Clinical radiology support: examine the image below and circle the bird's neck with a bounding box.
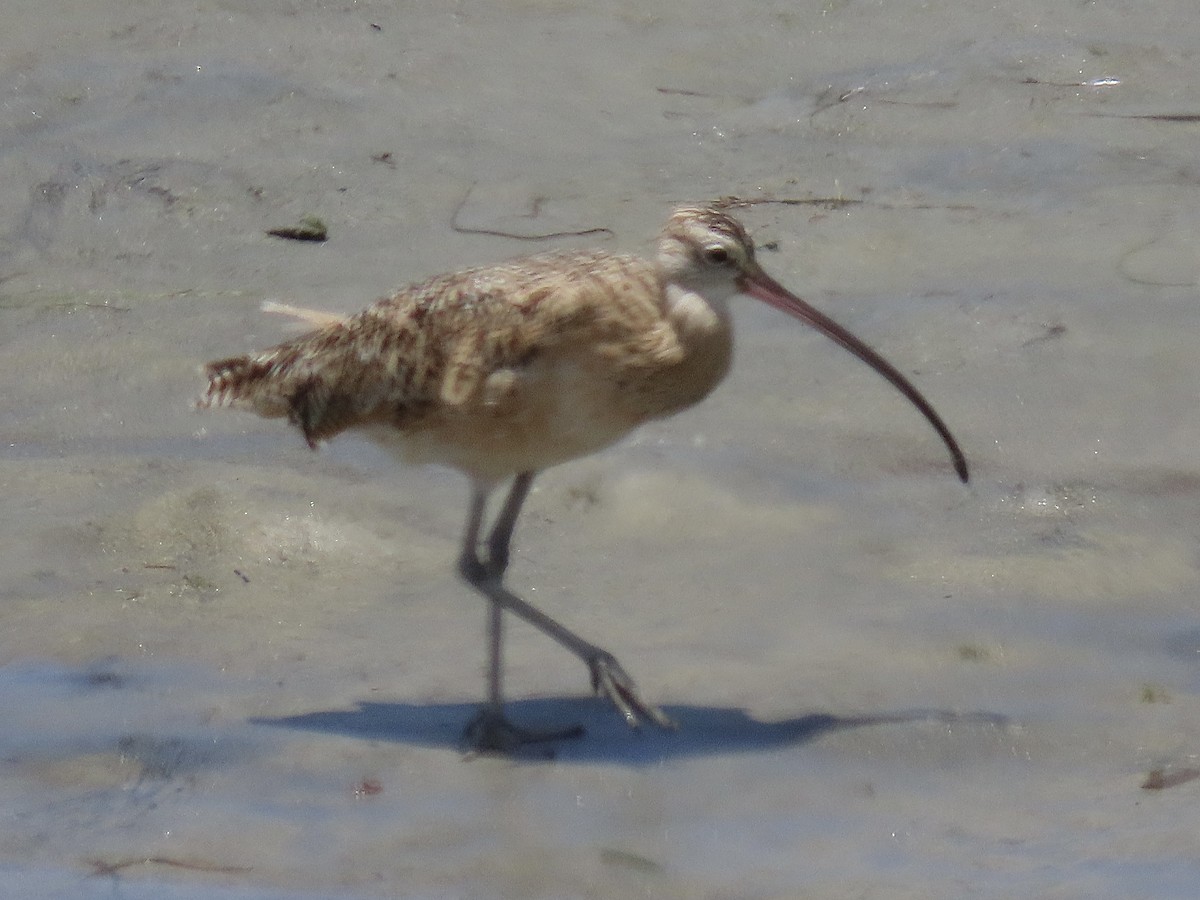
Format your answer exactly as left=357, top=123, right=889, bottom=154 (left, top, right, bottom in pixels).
left=658, top=283, right=735, bottom=409
left=664, top=282, right=733, bottom=336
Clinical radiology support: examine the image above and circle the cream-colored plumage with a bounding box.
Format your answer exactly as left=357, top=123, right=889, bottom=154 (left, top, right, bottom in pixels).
left=200, top=204, right=967, bottom=752
left=204, top=215, right=741, bottom=482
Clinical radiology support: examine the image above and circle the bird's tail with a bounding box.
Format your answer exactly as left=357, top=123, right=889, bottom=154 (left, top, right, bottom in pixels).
left=199, top=302, right=350, bottom=440
left=199, top=334, right=361, bottom=450
left=198, top=352, right=295, bottom=421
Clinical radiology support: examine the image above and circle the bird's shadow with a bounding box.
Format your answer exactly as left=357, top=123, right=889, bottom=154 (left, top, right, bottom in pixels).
left=253, top=698, right=1008, bottom=764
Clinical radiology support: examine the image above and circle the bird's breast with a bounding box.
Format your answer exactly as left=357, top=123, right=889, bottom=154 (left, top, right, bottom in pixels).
left=364, top=320, right=731, bottom=482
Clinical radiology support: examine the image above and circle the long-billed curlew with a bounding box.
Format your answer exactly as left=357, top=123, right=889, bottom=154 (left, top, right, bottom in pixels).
left=200, top=204, right=968, bottom=752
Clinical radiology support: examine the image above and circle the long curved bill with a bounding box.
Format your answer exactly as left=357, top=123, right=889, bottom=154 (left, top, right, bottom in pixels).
left=739, top=266, right=969, bottom=483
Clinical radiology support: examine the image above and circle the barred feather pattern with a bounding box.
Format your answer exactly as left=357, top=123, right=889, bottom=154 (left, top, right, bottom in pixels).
left=199, top=245, right=732, bottom=480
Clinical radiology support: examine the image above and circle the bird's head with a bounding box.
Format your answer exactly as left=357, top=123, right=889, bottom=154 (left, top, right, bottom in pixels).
left=657, top=203, right=969, bottom=483
left=656, top=204, right=762, bottom=303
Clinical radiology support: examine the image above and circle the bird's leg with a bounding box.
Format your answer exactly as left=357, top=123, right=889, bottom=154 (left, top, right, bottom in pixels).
left=458, top=475, right=583, bottom=752
left=457, top=473, right=675, bottom=753
left=477, top=580, right=676, bottom=732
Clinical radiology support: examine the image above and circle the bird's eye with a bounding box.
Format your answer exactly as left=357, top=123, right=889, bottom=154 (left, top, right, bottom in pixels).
left=704, top=246, right=731, bottom=265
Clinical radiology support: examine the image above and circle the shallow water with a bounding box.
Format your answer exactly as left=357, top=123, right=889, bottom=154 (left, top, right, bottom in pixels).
left=3, top=1, right=1200, bottom=897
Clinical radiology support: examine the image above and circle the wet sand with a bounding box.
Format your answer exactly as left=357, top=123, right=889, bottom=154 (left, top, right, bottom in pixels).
left=2, top=1, right=1200, bottom=897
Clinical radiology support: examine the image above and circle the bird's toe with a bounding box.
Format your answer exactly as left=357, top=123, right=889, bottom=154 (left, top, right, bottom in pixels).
left=588, top=653, right=677, bottom=731
left=462, top=708, right=585, bottom=755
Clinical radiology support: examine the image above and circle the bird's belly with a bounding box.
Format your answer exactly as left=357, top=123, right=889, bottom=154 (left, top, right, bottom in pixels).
left=361, top=364, right=643, bottom=483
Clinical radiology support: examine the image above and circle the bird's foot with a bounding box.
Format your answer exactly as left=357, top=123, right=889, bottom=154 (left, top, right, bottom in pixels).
left=587, top=651, right=677, bottom=731
left=462, top=707, right=585, bottom=755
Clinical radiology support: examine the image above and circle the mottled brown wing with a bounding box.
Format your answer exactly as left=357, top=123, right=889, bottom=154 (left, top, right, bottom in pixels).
left=200, top=250, right=673, bottom=448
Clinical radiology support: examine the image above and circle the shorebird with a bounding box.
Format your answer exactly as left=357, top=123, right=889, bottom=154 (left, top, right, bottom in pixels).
left=200, top=203, right=968, bottom=752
